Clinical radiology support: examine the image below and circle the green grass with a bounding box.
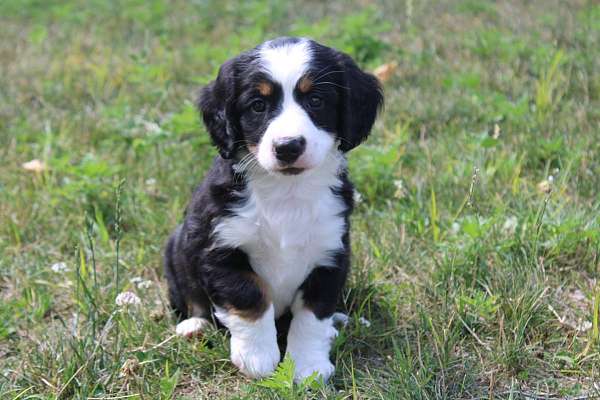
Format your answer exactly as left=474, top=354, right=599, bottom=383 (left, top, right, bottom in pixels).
left=1, top=0, right=599, bottom=398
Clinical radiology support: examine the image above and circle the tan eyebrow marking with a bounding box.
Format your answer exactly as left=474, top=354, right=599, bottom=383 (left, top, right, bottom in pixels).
left=298, top=75, right=313, bottom=93
left=257, top=81, right=273, bottom=96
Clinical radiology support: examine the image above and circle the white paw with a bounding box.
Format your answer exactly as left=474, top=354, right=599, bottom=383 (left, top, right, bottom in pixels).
left=175, top=317, right=210, bottom=337
left=331, top=312, right=349, bottom=327
left=294, top=358, right=335, bottom=383
left=230, top=336, right=280, bottom=378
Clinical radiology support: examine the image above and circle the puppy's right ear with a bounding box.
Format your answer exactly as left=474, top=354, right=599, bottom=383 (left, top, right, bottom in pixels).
left=197, top=59, right=237, bottom=159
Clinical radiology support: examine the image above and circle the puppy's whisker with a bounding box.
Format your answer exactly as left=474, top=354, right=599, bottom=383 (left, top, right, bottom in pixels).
left=232, top=153, right=258, bottom=183
left=313, top=70, right=344, bottom=82
left=313, top=81, right=350, bottom=90
left=237, top=157, right=256, bottom=174
left=237, top=154, right=263, bottom=178
left=232, top=139, right=255, bottom=147
left=241, top=160, right=258, bottom=174
left=235, top=154, right=252, bottom=170
left=239, top=152, right=254, bottom=164
left=336, top=136, right=354, bottom=146
left=311, top=65, right=337, bottom=81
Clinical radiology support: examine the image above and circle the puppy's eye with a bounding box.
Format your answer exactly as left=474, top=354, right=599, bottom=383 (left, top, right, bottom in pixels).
left=308, top=95, right=323, bottom=109
left=251, top=99, right=266, bottom=113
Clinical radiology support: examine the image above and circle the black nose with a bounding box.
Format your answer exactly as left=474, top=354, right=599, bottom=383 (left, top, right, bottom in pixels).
left=273, top=136, right=306, bottom=164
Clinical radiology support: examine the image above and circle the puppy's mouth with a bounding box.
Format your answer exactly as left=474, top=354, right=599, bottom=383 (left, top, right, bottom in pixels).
left=277, top=167, right=306, bottom=175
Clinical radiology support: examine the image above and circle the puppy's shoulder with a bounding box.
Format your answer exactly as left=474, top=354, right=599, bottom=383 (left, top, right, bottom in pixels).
left=179, top=157, right=245, bottom=244
left=186, top=157, right=244, bottom=214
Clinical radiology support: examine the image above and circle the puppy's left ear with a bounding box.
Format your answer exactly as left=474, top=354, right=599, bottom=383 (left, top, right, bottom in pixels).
left=338, top=54, right=384, bottom=152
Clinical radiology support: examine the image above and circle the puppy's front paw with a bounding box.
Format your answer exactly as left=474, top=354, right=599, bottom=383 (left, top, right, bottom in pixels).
left=230, top=337, right=280, bottom=378
left=175, top=317, right=210, bottom=338
left=294, top=358, right=335, bottom=382
left=286, top=300, right=340, bottom=383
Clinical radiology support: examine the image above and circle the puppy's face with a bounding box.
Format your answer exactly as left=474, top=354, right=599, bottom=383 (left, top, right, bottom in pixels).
left=199, top=37, right=383, bottom=175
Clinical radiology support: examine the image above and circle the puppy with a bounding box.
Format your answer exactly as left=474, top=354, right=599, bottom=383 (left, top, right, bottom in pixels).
left=164, top=37, right=383, bottom=382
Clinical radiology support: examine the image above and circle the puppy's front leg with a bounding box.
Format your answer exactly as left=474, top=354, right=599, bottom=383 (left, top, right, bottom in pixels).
left=287, top=266, right=347, bottom=383
left=215, top=304, right=279, bottom=378
left=207, top=265, right=280, bottom=378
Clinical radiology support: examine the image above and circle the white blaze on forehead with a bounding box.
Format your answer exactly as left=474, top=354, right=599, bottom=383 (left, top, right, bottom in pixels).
left=259, top=40, right=311, bottom=92
left=255, top=39, right=336, bottom=173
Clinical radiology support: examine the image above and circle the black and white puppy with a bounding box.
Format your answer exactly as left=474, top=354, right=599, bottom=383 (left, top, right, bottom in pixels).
left=164, top=37, right=383, bottom=382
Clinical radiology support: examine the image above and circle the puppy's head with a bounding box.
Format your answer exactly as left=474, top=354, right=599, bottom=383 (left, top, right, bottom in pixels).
left=198, top=37, right=383, bottom=175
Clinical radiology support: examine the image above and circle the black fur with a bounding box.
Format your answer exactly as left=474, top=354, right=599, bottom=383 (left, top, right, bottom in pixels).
left=337, top=52, right=384, bottom=151
left=308, top=41, right=384, bottom=152
left=197, top=59, right=238, bottom=159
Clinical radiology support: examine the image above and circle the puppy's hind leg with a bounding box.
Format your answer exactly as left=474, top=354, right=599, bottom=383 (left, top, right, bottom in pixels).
left=165, top=226, right=212, bottom=338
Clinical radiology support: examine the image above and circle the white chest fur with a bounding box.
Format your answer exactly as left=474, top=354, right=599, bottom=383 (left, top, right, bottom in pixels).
left=213, top=157, right=347, bottom=317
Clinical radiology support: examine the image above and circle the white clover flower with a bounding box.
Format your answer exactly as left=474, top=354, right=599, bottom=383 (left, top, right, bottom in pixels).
left=358, top=317, right=371, bottom=328
left=130, top=277, right=153, bottom=289
left=451, top=222, right=461, bottom=235
left=492, top=123, right=501, bottom=139
left=50, top=262, right=69, bottom=273
left=353, top=189, right=363, bottom=204
left=145, top=178, right=157, bottom=186
left=115, top=291, right=141, bottom=306
left=577, top=321, right=592, bottom=332
left=143, top=121, right=162, bottom=135
left=137, top=280, right=153, bottom=289
left=502, top=216, right=518, bottom=235
left=332, top=312, right=349, bottom=327
left=393, top=179, right=407, bottom=199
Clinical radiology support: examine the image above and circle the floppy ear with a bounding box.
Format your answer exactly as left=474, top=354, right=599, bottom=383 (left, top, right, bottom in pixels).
left=197, top=59, right=237, bottom=159
left=338, top=54, right=384, bottom=152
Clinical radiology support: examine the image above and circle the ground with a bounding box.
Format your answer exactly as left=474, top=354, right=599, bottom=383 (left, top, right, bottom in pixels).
left=1, top=0, right=599, bottom=399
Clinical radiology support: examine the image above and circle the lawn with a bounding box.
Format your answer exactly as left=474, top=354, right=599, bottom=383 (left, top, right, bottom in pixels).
left=1, top=0, right=599, bottom=398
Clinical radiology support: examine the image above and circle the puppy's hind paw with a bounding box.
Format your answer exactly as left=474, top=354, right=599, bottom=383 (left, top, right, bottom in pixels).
left=176, top=317, right=210, bottom=338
